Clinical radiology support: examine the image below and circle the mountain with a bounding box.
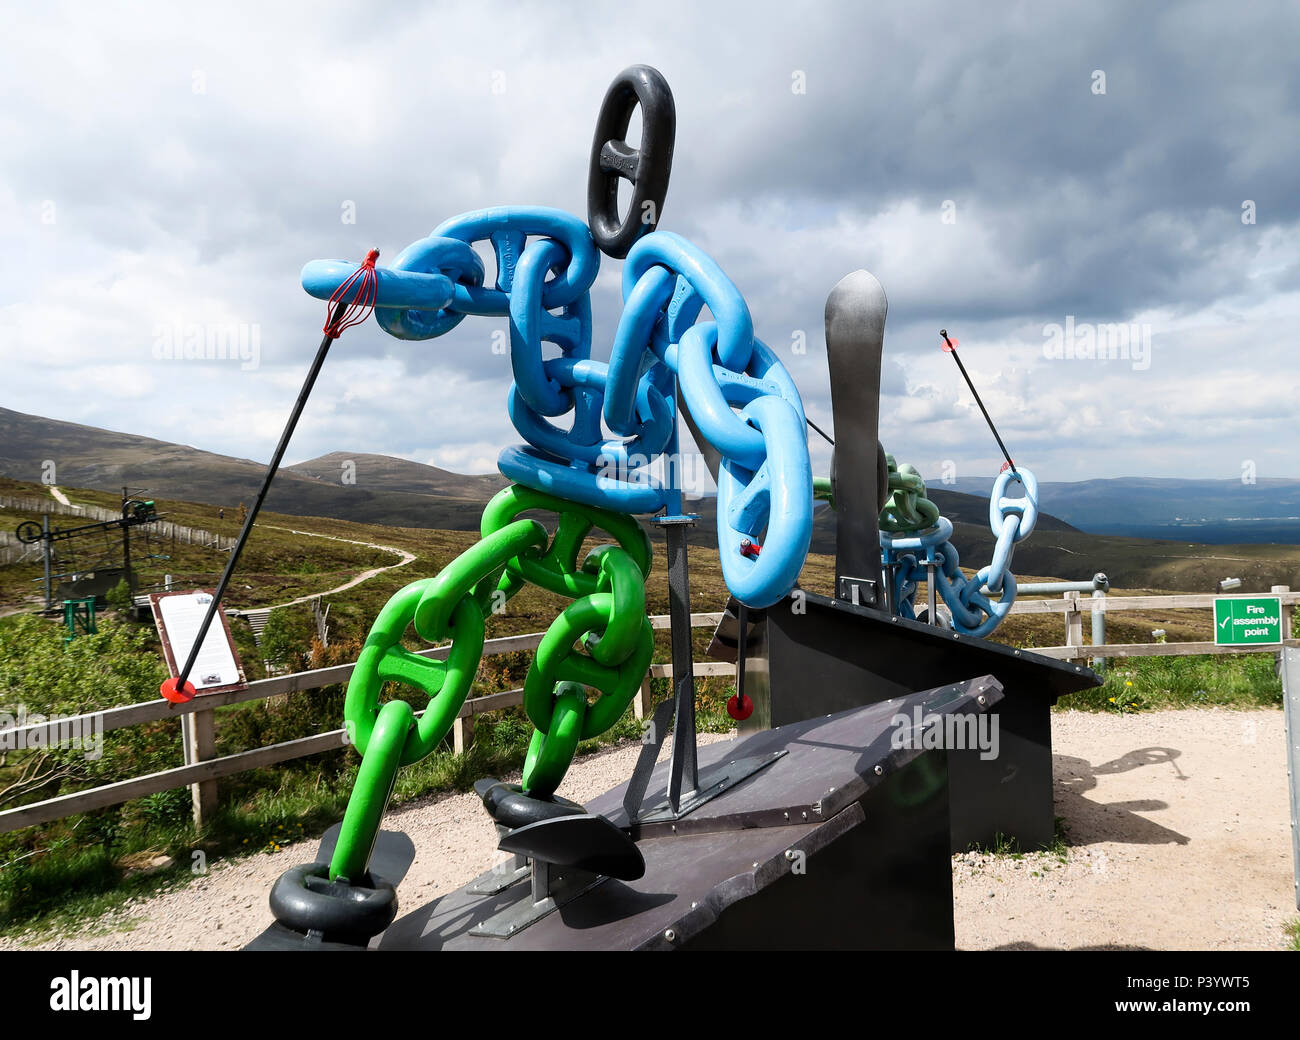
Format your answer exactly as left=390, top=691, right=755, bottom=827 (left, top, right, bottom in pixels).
left=931, top=475, right=1300, bottom=544
left=286, top=452, right=506, bottom=501
left=0, top=407, right=1091, bottom=549
left=0, top=407, right=497, bottom=529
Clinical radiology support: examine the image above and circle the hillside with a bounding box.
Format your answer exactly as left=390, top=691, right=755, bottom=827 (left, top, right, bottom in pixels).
left=4, top=407, right=1295, bottom=593
left=1, top=407, right=1063, bottom=541
left=0, top=408, right=497, bottom=530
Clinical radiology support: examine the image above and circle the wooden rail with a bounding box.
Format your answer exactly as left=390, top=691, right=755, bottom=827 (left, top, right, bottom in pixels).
left=0, top=613, right=725, bottom=834
left=3, top=589, right=1297, bottom=835
left=1008, top=585, right=1297, bottom=662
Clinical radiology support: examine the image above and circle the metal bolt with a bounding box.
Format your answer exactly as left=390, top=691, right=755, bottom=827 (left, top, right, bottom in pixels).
left=784, top=849, right=796, bottom=860
left=874, top=765, right=884, bottom=775
left=664, top=929, right=676, bottom=942
left=783, top=811, right=789, bottom=819
left=977, top=695, right=987, bottom=705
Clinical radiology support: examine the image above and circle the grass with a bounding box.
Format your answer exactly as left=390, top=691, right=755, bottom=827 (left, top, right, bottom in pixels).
left=1064, top=652, right=1283, bottom=713
left=964, top=816, right=1072, bottom=862
left=1286, top=919, right=1300, bottom=951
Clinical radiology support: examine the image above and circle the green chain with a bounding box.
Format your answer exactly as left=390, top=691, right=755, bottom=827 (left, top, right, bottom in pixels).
left=330, top=483, right=654, bottom=880
left=330, top=518, right=549, bottom=881
left=877, top=454, right=940, bottom=534
left=480, top=484, right=654, bottom=798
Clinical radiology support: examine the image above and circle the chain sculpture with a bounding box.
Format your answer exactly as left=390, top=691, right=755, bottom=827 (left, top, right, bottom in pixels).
left=248, top=64, right=1059, bottom=950
left=878, top=457, right=1038, bottom=639
left=297, top=68, right=811, bottom=886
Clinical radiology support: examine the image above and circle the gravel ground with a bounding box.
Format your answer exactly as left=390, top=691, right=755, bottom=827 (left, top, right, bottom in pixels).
left=3, top=709, right=1295, bottom=951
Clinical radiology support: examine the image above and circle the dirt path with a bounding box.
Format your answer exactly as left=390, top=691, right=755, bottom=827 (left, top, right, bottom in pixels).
left=3, top=709, right=1295, bottom=951
left=253, top=525, right=416, bottom=609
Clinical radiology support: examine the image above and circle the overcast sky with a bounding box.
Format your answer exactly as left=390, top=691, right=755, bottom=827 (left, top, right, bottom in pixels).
left=2, top=0, right=1296, bottom=491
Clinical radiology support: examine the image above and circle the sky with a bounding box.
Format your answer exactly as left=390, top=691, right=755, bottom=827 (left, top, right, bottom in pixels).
left=2, top=0, right=1297, bottom=491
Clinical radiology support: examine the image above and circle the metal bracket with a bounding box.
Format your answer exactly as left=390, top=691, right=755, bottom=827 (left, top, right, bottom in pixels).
left=469, top=827, right=531, bottom=895
left=651, top=513, right=702, bottom=814
left=837, top=575, right=879, bottom=608
left=468, top=860, right=605, bottom=939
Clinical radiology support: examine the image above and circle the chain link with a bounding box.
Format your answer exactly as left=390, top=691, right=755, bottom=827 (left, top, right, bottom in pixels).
left=878, top=462, right=1038, bottom=637
left=303, top=209, right=816, bottom=609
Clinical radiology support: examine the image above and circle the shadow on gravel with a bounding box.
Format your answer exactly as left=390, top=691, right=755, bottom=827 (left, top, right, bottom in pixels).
left=1053, top=747, right=1190, bottom=847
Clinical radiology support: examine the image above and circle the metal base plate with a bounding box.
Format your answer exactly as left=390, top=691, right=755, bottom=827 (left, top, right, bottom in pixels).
left=468, top=861, right=531, bottom=895
left=377, top=678, right=1002, bottom=951
left=468, top=867, right=604, bottom=938
left=631, top=750, right=786, bottom=825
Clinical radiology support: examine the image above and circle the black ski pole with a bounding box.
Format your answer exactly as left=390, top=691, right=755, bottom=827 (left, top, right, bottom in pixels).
left=161, top=251, right=378, bottom=702
left=940, top=329, right=1017, bottom=474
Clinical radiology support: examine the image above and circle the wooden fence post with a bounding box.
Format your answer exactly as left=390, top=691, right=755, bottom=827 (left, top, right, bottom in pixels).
left=633, top=673, right=653, bottom=721
left=1064, top=591, right=1084, bottom=661
left=181, top=707, right=218, bottom=830
left=453, top=714, right=474, bottom=755
left=1274, top=586, right=1292, bottom=679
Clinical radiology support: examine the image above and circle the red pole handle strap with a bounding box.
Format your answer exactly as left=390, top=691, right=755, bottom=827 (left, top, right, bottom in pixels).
left=324, top=249, right=380, bottom=337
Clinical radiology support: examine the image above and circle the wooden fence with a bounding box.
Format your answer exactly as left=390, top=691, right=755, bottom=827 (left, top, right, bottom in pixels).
left=0, top=612, right=726, bottom=835
left=2, top=588, right=1297, bottom=836
left=1007, top=584, right=1299, bottom=661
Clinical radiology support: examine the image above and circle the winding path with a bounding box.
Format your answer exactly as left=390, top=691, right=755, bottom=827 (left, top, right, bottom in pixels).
left=251, top=525, right=417, bottom=611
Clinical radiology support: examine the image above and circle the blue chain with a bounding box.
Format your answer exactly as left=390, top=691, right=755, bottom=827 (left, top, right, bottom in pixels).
left=879, top=467, right=1039, bottom=637
left=302, top=207, right=813, bottom=609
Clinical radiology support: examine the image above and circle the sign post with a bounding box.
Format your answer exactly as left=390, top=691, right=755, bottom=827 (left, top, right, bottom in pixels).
left=1214, top=595, right=1283, bottom=647
left=150, top=589, right=248, bottom=828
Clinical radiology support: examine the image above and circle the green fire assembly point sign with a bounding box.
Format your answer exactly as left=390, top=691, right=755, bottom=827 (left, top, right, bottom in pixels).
left=1214, top=596, right=1283, bottom=646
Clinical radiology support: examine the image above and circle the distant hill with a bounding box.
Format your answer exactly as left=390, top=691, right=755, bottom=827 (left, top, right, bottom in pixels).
left=4, top=407, right=1068, bottom=541
left=934, top=474, right=1300, bottom=544
left=0, top=407, right=495, bottom=529
left=2, top=408, right=1298, bottom=593
left=286, top=452, right=507, bottom=501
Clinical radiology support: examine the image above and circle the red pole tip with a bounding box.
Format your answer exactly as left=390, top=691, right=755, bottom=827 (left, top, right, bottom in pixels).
left=726, top=694, right=754, bottom=721
left=999, top=459, right=1015, bottom=473
left=160, top=677, right=197, bottom=703
left=363, top=248, right=380, bottom=266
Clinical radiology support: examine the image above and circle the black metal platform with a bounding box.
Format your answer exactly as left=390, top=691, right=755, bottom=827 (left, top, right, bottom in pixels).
left=373, top=676, right=1001, bottom=951
left=739, top=591, right=1100, bottom=852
